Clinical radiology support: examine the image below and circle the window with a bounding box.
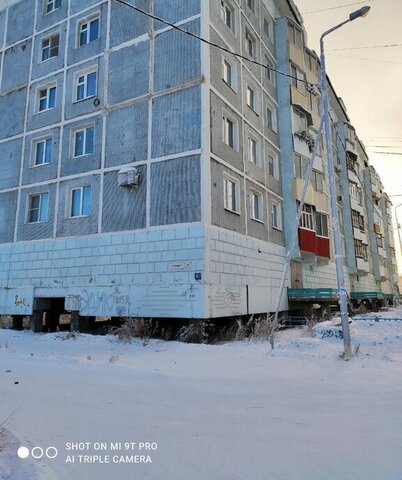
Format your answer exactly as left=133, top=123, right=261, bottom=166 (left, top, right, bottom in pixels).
left=293, top=108, right=308, bottom=132
left=288, top=23, right=303, bottom=49
left=351, top=210, right=365, bottom=231
left=354, top=239, right=368, bottom=260
left=266, top=104, right=277, bottom=132
left=220, top=0, right=234, bottom=31
left=224, top=177, right=240, bottom=213
left=41, top=33, right=59, bottom=61
left=37, top=85, right=56, bottom=112
left=223, top=115, right=236, bottom=149
left=73, top=126, right=94, bottom=157
left=272, top=202, right=282, bottom=230
left=79, top=16, right=99, bottom=47
left=263, top=16, right=274, bottom=42
left=34, top=138, right=52, bottom=166
left=70, top=186, right=91, bottom=217
left=268, top=152, right=279, bottom=179
left=250, top=192, right=262, bottom=221
left=222, top=59, right=236, bottom=89
left=347, top=152, right=357, bottom=172
left=246, top=86, right=255, bottom=111
left=44, top=0, right=61, bottom=15
left=75, top=70, right=97, bottom=101
left=377, top=234, right=384, bottom=248
left=315, top=212, right=328, bottom=237
left=311, top=170, right=324, bottom=193
left=290, top=63, right=306, bottom=93
left=300, top=204, right=314, bottom=231
left=28, top=193, right=49, bottom=223
left=294, top=153, right=308, bottom=179
left=246, top=0, right=255, bottom=13
left=248, top=137, right=259, bottom=165
left=264, top=56, right=275, bottom=85
left=245, top=30, right=255, bottom=59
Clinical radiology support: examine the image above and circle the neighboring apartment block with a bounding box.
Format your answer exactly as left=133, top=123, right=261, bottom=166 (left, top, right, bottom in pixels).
left=0, top=0, right=398, bottom=329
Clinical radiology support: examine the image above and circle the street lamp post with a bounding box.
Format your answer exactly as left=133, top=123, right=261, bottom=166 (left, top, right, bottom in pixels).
left=320, top=6, right=371, bottom=359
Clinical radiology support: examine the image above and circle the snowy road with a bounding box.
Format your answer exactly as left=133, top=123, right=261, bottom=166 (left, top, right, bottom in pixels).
left=1, top=318, right=402, bottom=480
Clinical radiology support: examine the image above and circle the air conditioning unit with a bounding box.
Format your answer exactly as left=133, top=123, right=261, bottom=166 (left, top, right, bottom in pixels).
left=118, top=166, right=140, bottom=188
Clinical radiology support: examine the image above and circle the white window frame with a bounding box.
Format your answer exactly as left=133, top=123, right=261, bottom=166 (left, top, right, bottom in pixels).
left=263, top=15, right=274, bottom=43
left=74, top=67, right=98, bottom=102
left=293, top=107, right=308, bottom=133
left=32, top=136, right=52, bottom=167
left=267, top=151, right=279, bottom=180
left=27, top=192, right=49, bottom=224
left=315, top=212, right=329, bottom=238
left=247, top=135, right=260, bottom=166
left=40, top=32, right=60, bottom=62
left=246, top=0, right=255, bottom=13
left=264, top=55, right=275, bottom=86
left=271, top=202, right=282, bottom=231
left=245, top=29, right=256, bottom=59
left=222, top=111, right=238, bottom=150
left=36, top=82, right=57, bottom=113
left=266, top=102, right=277, bottom=133
left=78, top=14, right=100, bottom=47
left=69, top=186, right=91, bottom=218
left=246, top=85, right=255, bottom=111
left=223, top=175, right=240, bottom=214
left=250, top=191, right=263, bottom=222
left=44, top=0, right=61, bottom=15
left=220, top=0, right=235, bottom=33
left=288, top=23, right=303, bottom=49
left=300, top=204, right=314, bottom=231
left=222, top=57, right=237, bottom=91
left=72, top=124, right=95, bottom=158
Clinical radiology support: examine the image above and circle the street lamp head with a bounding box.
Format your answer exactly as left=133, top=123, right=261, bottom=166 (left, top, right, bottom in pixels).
left=349, top=6, right=371, bottom=21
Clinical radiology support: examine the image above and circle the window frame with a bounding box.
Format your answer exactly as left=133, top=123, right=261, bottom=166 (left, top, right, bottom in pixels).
left=40, top=32, right=60, bottom=62
left=27, top=192, right=49, bottom=224
left=250, top=191, right=263, bottom=222
left=271, top=201, right=282, bottom=231
left=315, top=212, right=329, bottom=238
left=245, top=29, right=256, bottom=59
left=220, top=0, right=235, bottom=33
left=247, top=135, right=260, bottom=166
left=72, top=124, right=95, bottom=158
left=78, top=14, right=100, bottom=48
left=223, top=175, right=240, bottom=214
left=44, top=0, right=61, bottom=15
left=300, top=203, right=314, bottom=231
left=74, top=67, right=98, bottom=103
left=36, top=83, right=57, bottom=113
left=32, top=136, right=52, bottom=167
left=222, top=111, right=238, bottom=150
left=222, top=57, right=237, bottom=91
left=267, top=151, right=279, bottom=180
left=266, top=102, right=277, bottom=133
left=69, top=186, right=92, bottom=218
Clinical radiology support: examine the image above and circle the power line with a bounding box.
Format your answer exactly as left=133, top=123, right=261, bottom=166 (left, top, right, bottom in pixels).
left=328, top=43, right=402, bottom=51
left=114, top=0, right=314, bottom=87
left=302, top=0, right=375, bottom=15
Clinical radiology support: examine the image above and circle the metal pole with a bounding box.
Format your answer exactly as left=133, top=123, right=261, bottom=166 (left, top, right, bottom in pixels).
left=270, top=115, right=325, bottom=349
left=320, top=32, right=353, bottom=360
left=394, top=204, right=402, bottom=257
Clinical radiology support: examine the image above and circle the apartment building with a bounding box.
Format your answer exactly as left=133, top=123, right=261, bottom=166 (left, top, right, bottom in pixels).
left=0, top=0, right=397, bottom=330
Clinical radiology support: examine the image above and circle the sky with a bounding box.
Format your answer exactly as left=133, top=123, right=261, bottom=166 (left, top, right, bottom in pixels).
left=296, top=0, right=402, bottom=269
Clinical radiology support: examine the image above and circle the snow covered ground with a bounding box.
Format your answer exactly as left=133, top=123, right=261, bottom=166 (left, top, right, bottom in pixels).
left=1, top=312, right=402, bottom=480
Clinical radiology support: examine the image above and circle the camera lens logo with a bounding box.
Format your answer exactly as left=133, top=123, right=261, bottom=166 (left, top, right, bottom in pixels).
left=17, top=446, right=58, bottom=460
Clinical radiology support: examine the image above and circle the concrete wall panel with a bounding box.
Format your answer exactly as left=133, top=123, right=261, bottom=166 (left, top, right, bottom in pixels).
left=0, top=87, right=26, bottom=139
left=2, top=39, right=31, bottom=91
left=110, top=0, right=149, bottom=48
left=6, top=0, right=34, bottom=46
left=0, top=190, right=17, bottom=243
left=0, top=138, right=22, bottom=189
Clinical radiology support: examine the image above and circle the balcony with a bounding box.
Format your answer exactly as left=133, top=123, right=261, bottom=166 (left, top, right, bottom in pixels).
left=356, top=257, right=370, bottom=274
left=299, top=228, right=330, bottom=259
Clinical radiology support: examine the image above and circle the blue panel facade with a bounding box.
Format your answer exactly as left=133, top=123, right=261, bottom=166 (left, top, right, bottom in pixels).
left=17, top=183, right=57, bottom=241
left=6, top=0, right=34, bottom=46
left=102, top=166, right=147, bottom=233
left=109, top=0, right=149, bottom=48
left=35, top=0, right=68, bottom=32
left=152, top=86, right=201, bottom=158
left=154, top=0, right=200, bottom=26
left=56, top=175, right=100, bottom=238
left=150, top=155, right=201, bottom=226
left=0, top=87, right=26, bottom=139
left=0, top=191, right=17, bottom=243
left=2, top=39, right=32, bottom=91
left=26, top=72, right=63, bottom=131
left=0, top=138, right=22, bottom=189
left=22, top=128, right=60, bottom=185
left=67, top=4, right=107, bottom=67
left=105, top=101, right=148, bottom=168
left=154, top=19, right=201, bottom=92
left=61, top=115, right=103, bottom=177
left=108, top=41, right=150, bottom=105
left=31, top=23, right=67, bottom=81
left=64, top=58, right=104, bottom=120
